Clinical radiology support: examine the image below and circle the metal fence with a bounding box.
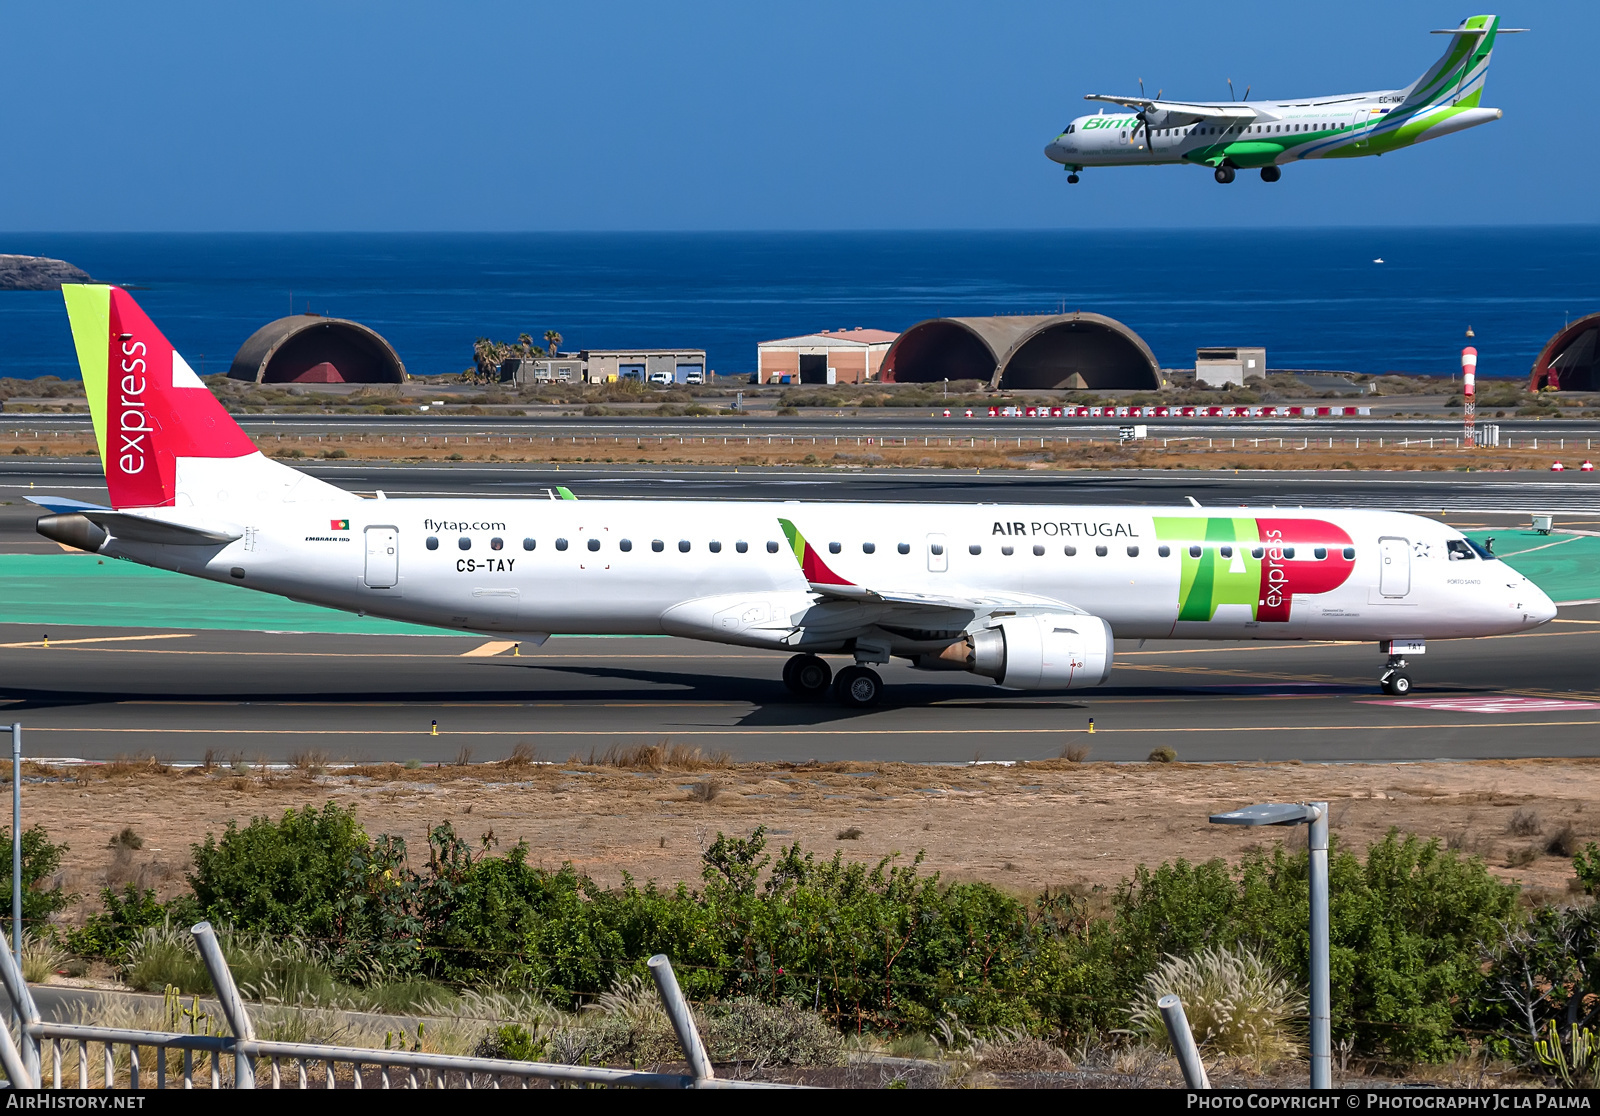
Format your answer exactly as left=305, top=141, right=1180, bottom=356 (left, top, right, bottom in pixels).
left=0, top=922, right=787, bottom=1089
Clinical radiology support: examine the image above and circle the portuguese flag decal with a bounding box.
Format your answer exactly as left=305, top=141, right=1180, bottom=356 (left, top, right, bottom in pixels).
left=331, top=519, right=350, bottom=530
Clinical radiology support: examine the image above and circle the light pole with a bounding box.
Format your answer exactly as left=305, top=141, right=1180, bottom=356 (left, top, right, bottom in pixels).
left=1209, top=800, right=1330, bottom=1089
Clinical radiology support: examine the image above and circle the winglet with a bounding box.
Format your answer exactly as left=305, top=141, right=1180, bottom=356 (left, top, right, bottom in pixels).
left=777, top=517, right=853, bottom=586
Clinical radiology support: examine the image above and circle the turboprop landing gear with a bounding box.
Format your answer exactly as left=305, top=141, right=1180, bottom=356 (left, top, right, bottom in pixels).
left=1214, top=166, right=1236, bottom=184
left=832, top=665, right=883, bottom=708
left=1379, top=657, right=1412, bottom=696
left=782, top=653, right=832, bottom=698
left=1260, top=166, right=1281, bottom=183
left=1067, top=172, right=1080, bottom=184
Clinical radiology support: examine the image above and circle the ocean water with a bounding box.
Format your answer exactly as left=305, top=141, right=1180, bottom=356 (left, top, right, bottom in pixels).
left=1, top=229, right=1597, bottom=382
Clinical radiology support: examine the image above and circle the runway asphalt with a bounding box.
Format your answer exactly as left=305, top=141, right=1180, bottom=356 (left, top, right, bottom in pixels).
left=2, top=613, right=1597, bottom=765
left=3, top=462, right=1598, bottom=765
left=6, top=460, right=1600, bottom=518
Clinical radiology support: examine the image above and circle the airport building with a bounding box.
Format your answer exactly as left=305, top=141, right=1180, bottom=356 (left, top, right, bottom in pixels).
left=1195, top=346, right=1267, bottom=388
left=228, top=315, right=407, bottom=384
left=1530, top=314, right=1600, bottom=392
left=880, top=312, right=1160, bottom=391
left=504, top=349, right=708, bottom=386
left=757, top=329, right=898, bottom=385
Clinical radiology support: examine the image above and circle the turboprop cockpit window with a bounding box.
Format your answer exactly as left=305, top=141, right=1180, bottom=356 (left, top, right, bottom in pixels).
left=1448, top=539, right=1478, bottom=561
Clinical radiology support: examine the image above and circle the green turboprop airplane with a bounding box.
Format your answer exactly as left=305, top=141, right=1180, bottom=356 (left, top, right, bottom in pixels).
left=1045, top=14, right=1524, bottom=184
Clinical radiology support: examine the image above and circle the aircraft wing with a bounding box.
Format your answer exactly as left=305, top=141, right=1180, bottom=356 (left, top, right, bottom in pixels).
left=807, top=581, right=1088, bottom=618
left=1082, top=95, right=1270, bottom=123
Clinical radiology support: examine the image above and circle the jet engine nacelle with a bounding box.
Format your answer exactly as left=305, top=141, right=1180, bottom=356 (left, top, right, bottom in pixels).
left=967, top=613, right=1114, bottom=690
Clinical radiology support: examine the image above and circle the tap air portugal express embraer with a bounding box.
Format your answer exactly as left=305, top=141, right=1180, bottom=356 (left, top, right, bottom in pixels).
left=1045, top=14, right=1523, bottom=184
left=31, top=286, right=1555, bottom=706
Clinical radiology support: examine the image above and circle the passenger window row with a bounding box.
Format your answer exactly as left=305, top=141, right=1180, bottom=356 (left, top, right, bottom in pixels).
left=422, top=535, right=1358, bottom=562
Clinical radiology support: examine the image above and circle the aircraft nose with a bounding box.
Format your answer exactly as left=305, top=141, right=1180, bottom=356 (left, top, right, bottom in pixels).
left=1044, top=141, right=1065, bottom=163
left=1528, top=582, right=1558, bottom=626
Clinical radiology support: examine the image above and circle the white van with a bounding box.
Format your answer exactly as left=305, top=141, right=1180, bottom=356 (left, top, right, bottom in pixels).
left=647, top=370, right=673, bottom=386
left=683, top=370, right=704, bottom=385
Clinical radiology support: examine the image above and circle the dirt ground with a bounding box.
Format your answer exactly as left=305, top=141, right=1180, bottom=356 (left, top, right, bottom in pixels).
left=4, top=430, right=1590, bottom=472
left=29, top=755, right=1598, bottom=922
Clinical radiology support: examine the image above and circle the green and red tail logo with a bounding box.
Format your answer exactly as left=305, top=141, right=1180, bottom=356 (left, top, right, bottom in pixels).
left=778, top=518, right=852, bottom=585
left=62, top=284, right=256, bottom=510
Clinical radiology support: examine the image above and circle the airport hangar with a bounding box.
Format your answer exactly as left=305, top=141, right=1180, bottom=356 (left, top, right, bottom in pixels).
left=1530, top=313, right=1600, bottom=392
left=880, top=312, right=1162, bottom=390
left=229, top=315, right=407, bottom=384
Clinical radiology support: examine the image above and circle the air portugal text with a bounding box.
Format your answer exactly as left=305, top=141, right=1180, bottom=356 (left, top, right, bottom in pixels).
left=118, top=338, right=151, bottom=477
left=993, top=521, right=1139, bottom=538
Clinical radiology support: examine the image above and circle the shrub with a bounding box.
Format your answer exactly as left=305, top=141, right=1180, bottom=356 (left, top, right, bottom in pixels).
left=67, top=885, right=189, bottom=961
left=1509, top=809, right=1542, bottom=836
left=21, top=932, right=69, bottom=983
left=0, top=825, right=74, bottom=933
left=1148, top=746, right=1177, bottom=763
left=1129, top=945, right=1305, bottom=1064
left=1574, top=843, right=1600, bottom=895
left=1480, top=902, right=1600, bottom=1066
left=188, top=804, right=370, bottom=939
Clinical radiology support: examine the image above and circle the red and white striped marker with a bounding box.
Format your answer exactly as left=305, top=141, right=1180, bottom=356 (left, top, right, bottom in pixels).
left=942, top=409, right=951, bottom=418
left=1582, top=460, right=1595, bottom=472
left=1551, top=461, right=1566, bottom=472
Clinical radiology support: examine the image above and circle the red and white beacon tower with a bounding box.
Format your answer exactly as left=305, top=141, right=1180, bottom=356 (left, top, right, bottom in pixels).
left=1462, top=327, right=1476, bottom=448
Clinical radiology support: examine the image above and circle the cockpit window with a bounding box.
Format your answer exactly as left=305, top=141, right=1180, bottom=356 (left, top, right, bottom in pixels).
left=1446, top=539, right=1475, bottom=561
left=1064, top=124, right=1075, bottom=133
left=1465, top=538, right=1498, bottom=561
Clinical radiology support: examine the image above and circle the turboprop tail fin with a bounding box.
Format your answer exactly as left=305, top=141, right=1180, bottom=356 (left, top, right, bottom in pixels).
left=1396, top=14, right=1514, bottom=111
left=62, top=284, right=343, bottom=510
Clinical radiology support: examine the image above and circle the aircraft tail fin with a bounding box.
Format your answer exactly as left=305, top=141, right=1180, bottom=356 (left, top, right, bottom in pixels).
left=1395, top=14, right=1505, bottom=111
left=62, top=285, right=342, bottom=510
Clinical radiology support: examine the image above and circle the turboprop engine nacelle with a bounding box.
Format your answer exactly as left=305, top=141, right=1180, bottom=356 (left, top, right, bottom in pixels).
left=917, top=613, right=1114, bottom=690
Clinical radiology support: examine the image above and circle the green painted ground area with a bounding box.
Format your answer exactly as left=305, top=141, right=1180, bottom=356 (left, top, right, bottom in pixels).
left=1465, top=531, right=1600, bottom=604
left=0, top=555, right=445, bottom=635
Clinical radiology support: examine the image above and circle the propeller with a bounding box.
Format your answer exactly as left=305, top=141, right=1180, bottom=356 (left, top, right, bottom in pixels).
left=1134, top=78, right=1164, bottom=149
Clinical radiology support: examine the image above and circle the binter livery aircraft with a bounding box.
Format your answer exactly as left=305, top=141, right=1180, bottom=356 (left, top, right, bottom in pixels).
left=33, top=287, right=1555, bottom=706
left=1045, top=14, right=1523, bottom=184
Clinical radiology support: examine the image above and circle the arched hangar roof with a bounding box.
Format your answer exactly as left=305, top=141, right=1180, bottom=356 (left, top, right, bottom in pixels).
left=880, top=312, right=1161, bottom=391
left=1530, top=314, right=1600, bottom=393
left=228, top=315, right=407, bottom=384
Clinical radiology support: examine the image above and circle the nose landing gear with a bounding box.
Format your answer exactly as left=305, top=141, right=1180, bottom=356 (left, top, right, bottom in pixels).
left=1066, top=165, right=1082, bottom=184
left=1379, top=656, right=1413, bottom=696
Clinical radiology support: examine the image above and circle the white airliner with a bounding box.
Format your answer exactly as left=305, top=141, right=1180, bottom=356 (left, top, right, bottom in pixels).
left=32, top=286, right=1554, bottom=705
left=1045, top=14, right=1523, bottom=184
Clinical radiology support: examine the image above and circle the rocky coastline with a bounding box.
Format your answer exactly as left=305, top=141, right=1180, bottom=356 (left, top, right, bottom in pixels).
left=0, top=254, right=94, bottom=290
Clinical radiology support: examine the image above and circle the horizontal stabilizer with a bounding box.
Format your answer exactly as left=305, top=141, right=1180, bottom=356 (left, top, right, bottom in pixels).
left=24, top=495, right=111, bottom=515
left=83, top=510, right=241, bottom=546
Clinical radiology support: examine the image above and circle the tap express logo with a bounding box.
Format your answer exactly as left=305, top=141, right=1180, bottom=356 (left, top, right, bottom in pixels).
left=1154, top=517, right=1355, bottom=623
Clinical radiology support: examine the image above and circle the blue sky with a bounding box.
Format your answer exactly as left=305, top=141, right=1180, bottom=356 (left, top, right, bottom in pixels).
left=2, top=0, right=1591, bottom=231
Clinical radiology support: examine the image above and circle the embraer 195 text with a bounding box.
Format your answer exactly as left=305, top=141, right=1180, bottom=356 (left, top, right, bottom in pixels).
left=1046, top=14, right=1523, bottom=185
left=32, top=287, right=1555, bottom=706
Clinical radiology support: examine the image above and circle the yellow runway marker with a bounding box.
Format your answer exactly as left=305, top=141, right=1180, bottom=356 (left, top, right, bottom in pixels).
left=0, top=633, right=193, bottom=649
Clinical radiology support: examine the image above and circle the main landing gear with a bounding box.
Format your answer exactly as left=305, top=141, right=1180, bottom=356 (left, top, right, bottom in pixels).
left=833, top=665, right=883, bottom=708
left=782, top=654, right=885, bottom=707
left=1379, top=656, right=1413, bottom=697
left=782, top=653, right=832, bottom=697
left=1213, top=166, right=1236, bottom=184
left=1260, top=166, right=1281, bottom=183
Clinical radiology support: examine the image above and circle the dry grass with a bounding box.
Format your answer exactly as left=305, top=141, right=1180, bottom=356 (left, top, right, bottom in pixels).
left=20, top=757, right=1600, bottom=919
left=586, top=742, right=730, bottom=771
left=1509, top=808, right=1543, bottom=836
